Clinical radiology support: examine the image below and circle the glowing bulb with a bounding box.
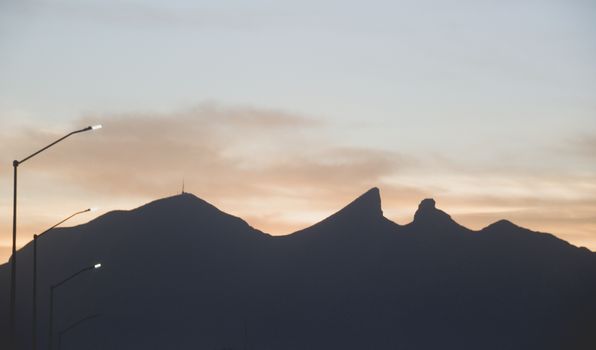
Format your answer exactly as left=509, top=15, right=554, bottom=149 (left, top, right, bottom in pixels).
left=94, top=263, right=102, bottom=269
left=91, top=124, right=102, bottom=130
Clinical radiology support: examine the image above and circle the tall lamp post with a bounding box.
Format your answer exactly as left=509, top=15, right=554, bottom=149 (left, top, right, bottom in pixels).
left=48, top=263, right=102, bottom=350
left=32, top=208, right=96, bottom=350
left=9, top=124, right=102, bottom=349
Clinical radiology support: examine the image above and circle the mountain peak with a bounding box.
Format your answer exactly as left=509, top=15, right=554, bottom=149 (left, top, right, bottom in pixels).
left=486, top=219, right=520, bottom=230
left=288, top=187, right=391, bottom=238
left=418, top=198, right=436, bottom=211
left=339, top=187, right=382, bottom=218
left=307, top=187, right=383, bottom=228
left=137, top=192, right=213, bottom=212
left=412, top=198, right=457, bottom=228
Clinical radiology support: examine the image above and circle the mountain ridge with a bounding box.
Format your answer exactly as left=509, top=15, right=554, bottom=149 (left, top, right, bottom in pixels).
left=1, top=186, right=587, bottom=272
left=63, top=188, right=591, bottom=253
left=1, top=187, right=594, bottom=349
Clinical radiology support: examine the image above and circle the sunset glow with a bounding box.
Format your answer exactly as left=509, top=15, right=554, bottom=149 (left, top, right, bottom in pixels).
left=1, top=0, right=595, bottom=263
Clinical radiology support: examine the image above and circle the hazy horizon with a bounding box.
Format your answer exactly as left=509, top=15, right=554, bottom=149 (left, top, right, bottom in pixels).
left=0, top=181, right=594, bottom=263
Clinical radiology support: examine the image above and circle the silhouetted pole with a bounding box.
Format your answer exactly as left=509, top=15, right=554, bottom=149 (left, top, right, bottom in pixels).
left=48, top=263, right=102, bottom=350
left=10, top=162, right=17, bottom=348
left=244, top=320, right=248, bottom=350
left=32, top=209, right=94, bottom=350
left=8, top=124, right=102, bottom=349
left=57, top=314, right=100, bottom=350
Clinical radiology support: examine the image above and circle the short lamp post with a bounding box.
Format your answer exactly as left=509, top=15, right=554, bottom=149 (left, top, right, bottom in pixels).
left=32, top=208, right=96, bottom=350
left=57, top=314, right=101, bottom=350
left=48, top=263, right=102, bottom=350
left=8, top=124, right=101, bottom=349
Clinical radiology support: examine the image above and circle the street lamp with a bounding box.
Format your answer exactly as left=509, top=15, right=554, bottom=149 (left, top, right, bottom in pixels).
left=48, top=263, right=102, bottom=350
left=57, top=314, right=100, bottom=350
left=8, top=124, right=102, bottom=348
left=32, top=208, right=96, bottom=350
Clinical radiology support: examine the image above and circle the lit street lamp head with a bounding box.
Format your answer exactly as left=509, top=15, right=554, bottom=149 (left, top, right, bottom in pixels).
left=94, top=263, right=102, bottom=269
left=82, top=124, right=102, bottom=132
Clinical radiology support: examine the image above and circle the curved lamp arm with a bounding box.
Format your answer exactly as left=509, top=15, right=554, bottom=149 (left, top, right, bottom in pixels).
left=51, top=263, right=102, bottom=291
left=16, top=125, right=102, bottom=166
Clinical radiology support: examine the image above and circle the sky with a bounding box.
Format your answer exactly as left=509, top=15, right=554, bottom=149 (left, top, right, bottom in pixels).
left=0, top=0, right=595, bottom=262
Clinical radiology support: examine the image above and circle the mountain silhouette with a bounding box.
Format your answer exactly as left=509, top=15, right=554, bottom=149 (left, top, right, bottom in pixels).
left=1, top=188, right=595, bottom=349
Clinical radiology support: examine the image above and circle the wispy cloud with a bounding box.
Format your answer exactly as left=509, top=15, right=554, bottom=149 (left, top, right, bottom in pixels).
left=0, top=103, right=415, bottom=252
left=36, top=103, right=388, bottom=198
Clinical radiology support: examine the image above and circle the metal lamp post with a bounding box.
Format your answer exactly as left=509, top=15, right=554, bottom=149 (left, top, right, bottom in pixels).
left=57, top=314, right=100, bottom=350
left=32, top=208, right=96, bottom=350
left=8, top=124, right=102, bottom=349
left=48, top=263, right=102, bottom=350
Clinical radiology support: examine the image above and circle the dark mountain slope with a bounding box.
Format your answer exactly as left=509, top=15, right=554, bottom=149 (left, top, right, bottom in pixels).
left=0, top=188, right=594, bottom=349
left=1, top=193, right=271, bottom=349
